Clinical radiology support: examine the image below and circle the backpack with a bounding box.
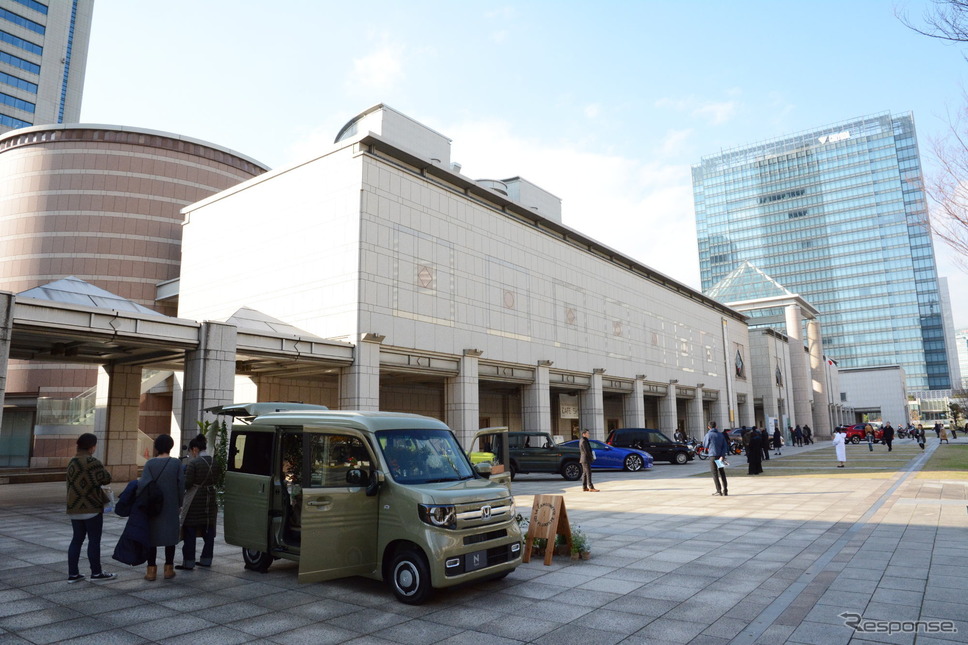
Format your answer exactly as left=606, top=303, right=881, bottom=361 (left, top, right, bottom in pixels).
left=138, top=459, right=170, bottom=517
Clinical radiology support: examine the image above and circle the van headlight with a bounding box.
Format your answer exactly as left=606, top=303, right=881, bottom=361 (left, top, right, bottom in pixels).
left=418, top=504, right=456, bottom=529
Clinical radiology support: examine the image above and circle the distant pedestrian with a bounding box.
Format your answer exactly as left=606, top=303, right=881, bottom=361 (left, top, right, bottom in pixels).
left=66, top=432, right=115, bottom=583
left=177, top=434, right=222, bottom=570
left=833, top=429, right=847, bottom=468
left=703, top=421, right=729, bottom=496
left=882, top=422, right=895, bottom=452
left=940, top=425, right=949, bottom=444
left=794, top=425, right=803, bottom=447
left=934, top=422, right=942, bottom=439
left=761, top=428, right=770, bottom=461
left=140, top=435, right=184, bottom=581
left=917, top=426, right=926, bottom=451
left=773, top=427, right=783, bottom=456
left=579, top=429, right=598, bottom=492
left=865, top=423, right=874, bottom=452
left=747, top=428, right=763, bottom=475
left=802, top=424, right=813, bottom=445
left=951, top=425, right=958, bottom=440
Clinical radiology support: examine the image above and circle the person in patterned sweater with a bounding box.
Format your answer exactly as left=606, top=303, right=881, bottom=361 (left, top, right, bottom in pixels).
left=66, top=433, right=115, bottom=582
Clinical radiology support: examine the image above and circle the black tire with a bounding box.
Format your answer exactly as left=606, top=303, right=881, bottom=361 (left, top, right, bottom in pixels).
left=623, top=454, right=644, bottom=472
left=672, top=451, right=689, bottom=465
left=389, top=548, right=432, bottom=605
left=561, top=461, right=582, bottom=481
left=242, top=548, right=273, bottom=572
left=509, top=462, right=517, bottom=480
left=850, top=436, right=860, bottom=444
left=697, top=448, right=708, bottom=461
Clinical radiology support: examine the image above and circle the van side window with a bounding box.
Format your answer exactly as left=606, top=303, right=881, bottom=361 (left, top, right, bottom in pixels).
left=307, top=434, right=371, bottom=488
left=229, top=431, right=273, bottom=475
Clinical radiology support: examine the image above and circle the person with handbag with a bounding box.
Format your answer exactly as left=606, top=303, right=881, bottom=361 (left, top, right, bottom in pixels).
left=139, top=434, right=184, bottom=580
left=703, top=421, right=729, bottom=496
left=177, top=433, right=222, bottom=569
left=66, top=432, right=115, bottom=582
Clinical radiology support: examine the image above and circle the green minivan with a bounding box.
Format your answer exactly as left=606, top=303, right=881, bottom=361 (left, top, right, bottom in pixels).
left=221, top=405, right=521, bottom=604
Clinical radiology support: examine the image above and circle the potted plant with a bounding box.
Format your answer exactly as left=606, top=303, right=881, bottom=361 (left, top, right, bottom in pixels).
left=570, top=526, right=590, bottom=560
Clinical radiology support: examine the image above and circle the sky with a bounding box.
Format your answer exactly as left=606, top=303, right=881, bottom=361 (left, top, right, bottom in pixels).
left=80, top=0, right=968, bottom=331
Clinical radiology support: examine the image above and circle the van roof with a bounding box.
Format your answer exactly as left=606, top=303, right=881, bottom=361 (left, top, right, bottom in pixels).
left=248, top=409, right=452, bottom=432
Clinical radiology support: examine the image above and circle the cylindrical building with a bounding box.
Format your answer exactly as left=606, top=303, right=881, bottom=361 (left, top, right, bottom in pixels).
left=0, top=124, right=268, bottom=466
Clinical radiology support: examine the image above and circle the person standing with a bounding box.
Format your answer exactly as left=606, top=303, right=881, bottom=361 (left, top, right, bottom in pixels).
left=66, top=433, right=115, bottom=582
left=579, top=429, right=598, bottom=492
left=793, top=425, right=803, bottom=447
left=833, top=428, right=847, bottom=468
left=917, top=425, right=926, bottom=451
left=177, top=434, right=222, bottom=570
left=865, top=423, right=875, bottom=452
left=747, top=427, right=763, bottom=475
left=802, top=424, right=813, bottom=445
left=882, top=422, right=895, bottom=452
left=140, top=434, right=184, bottom=581
left=760, top=427, right=771, bottom=461
left=703, top=421, right=729, bottom=496
left=934, top=422, right=942, bottom=439
left=773, top=426, right=783, bottom=456
left=940, top=424, right=949, bottom=444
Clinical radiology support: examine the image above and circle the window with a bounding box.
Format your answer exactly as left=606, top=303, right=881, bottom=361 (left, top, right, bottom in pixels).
left=0, top=7, right=45, bottom=34
left=307, top=434, right=371, bottom=488
left=228, top=431, right=273, bottom=476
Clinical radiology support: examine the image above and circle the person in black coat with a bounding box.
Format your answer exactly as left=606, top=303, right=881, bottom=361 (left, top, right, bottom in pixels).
left=760, top=428, right=770, bottom=461
left=773, top=427, right=783, bottom=456
left=579, top=429, right=598, bottom=492
left=882, top=422, right=895, bottom=452
left=747, top=428, right=763, bottom=475
left=113, top=480, right=151, bottom=567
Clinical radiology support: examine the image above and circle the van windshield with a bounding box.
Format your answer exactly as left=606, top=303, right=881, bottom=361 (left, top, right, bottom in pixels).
left=376, top=429, right=475, bottom=484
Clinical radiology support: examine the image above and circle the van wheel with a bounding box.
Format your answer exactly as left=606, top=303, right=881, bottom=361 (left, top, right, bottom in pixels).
left=389, top=548, right=432, bottom=605
left=672, top=452, right=688, bottom=465
left=242, top=548, right=273, bottom=572
left=561, top=461, right=582, bottom=481
left=509, top=463, right=517, bottom=480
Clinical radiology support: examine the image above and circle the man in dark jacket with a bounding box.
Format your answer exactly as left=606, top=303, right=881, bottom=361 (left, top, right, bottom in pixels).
left=882, top=422, right=895, bottom=452
left=579, top=429, right=598, bottom=492
left=703, top=421, right=729, bottom=496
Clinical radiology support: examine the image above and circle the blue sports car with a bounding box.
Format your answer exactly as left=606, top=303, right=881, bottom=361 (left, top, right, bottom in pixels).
left=561, top=439, right=653, bottom=472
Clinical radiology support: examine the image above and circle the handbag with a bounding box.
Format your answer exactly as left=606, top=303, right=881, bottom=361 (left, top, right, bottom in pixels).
left=102, top=485, right=116, bottom=513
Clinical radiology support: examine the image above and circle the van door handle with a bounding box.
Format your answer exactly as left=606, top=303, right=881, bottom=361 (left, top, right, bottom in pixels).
left=306, top=499, right=331, bottom=509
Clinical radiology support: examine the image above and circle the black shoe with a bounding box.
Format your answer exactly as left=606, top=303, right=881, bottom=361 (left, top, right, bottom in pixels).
left=723, top=491, right=728, bottom=496
left=196, top=562, right=211, bottom=568
left=90, top=572, right=115, bottom=580
left=174, top=564, right=194, bottom=570
left=67, top=574, right=84, bottom=583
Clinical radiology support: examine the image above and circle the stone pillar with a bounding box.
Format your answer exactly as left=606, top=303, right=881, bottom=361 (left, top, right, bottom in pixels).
left=101, top=364, right=143, bottom=481
left=807, top=319, right=832, bottom=438
left=340, top=333, right=384, bottom=411
left=446, top=349, right=481, bottom=448
left=580, top=369, right=605, bottom=440
left=659, top=382, right=678, bottom=434
left=742, top=396, right=755, bottom=428
left=523, top=361, right=552, bottom=432
left=0, top=292, right=13, bottom=433
left=689, top=387, right=704, bottom=440
left=624, top=375, right=646, bottom=428
left=785, top=305, right=813, bottom=429
left=182, top=321, right=238, bottom=433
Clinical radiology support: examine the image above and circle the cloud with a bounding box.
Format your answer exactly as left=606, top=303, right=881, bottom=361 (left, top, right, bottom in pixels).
left=659, top=128, right=694, bottom=156
left=445, top=118, right=701, bottom=290
left=350, top=42, right=405, bottom=91
left=584, top=103, right=601, bottom=119
left=655, top=96, right=740, bottom=125
left=490, top=29, right=510, bottom=44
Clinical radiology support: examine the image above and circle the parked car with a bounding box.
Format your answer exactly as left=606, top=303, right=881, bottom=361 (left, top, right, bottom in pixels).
left=605, top=428, right=695, bottom=464
left=501, top=431, right=583, bottom=480
left=837, top=423, right=883, bottom=444
left=560, top=439, right=653, bottom=471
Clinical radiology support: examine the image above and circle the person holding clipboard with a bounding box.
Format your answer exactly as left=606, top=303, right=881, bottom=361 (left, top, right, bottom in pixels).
left=703, top=421, right=729, bottom=497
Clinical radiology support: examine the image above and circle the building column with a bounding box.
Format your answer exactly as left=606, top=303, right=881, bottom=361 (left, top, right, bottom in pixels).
left=182, top=321, right=238, bottom=434
left=101, top=364, right=143, bottom=481
left=523, top=361, right=552, bottom=433
left=807, top=319, right=832, bottom=438
left=0, top=292, right=13, bottom=434
left=742, top=396, right=755, bottom=428
left=624, top=375, right=646, bottom=428
left=785, top=305, right=813, bottom=429
left=714, top=391, right=729, bottom=430
left=689, top=387, right=704, bottom=439
left=340, top=333, right=384, bottom=411
left=580, top=369, right=605, bottom=440
left=659, top=381, right=678, bottom=433
left=446, top=349, right=481, bottom=448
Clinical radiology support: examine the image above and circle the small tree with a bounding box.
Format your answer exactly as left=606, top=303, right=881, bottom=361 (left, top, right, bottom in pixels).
left=196, top=419, right=229, bottom=507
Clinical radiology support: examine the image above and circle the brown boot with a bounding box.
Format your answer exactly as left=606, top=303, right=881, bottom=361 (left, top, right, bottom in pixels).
left=144, top=565, right=157, bottom=581
left=163, top=564, right=176, bottom=580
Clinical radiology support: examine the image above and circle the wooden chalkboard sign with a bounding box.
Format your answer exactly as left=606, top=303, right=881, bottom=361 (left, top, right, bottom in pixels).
left=522, top=494, right=572, bottom=565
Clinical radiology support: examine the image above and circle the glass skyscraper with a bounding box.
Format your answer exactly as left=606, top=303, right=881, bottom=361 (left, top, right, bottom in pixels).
left=693, top=112, right=953, bottom=390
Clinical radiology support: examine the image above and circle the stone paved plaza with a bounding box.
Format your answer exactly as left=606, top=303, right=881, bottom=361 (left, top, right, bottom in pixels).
left=0, top=437, right=965, bottom=644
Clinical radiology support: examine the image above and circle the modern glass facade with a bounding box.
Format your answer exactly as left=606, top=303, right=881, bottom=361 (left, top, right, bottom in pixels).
left=0, top=0, right=92, bottom=135
left=693, top=113, right=953, bottom=390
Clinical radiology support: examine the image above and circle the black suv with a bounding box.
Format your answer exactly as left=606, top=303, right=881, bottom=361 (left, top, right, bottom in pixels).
left=606, top=428, right=694, bottom=464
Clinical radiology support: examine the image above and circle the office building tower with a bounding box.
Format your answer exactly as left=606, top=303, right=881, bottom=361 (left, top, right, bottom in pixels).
left=693, top=112, right=953, bottom=390
left=956, top=328, right=968, bottom=389
left=0, top=0, right=94, bottom=134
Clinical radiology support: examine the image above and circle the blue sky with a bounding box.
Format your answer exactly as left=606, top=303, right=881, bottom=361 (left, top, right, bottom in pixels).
left=81, top=0, right=968, bottom=329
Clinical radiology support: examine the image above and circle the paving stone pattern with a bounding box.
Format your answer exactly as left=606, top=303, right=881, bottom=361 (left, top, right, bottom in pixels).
left=0, top=437, right=965, bottom=644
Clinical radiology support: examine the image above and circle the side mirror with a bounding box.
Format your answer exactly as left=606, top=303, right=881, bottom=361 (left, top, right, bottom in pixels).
left=474, top=462, right=493, bottom=478
left=366, top=470, right=384, bottom=497
left=346, top=468, right=369, bottom=486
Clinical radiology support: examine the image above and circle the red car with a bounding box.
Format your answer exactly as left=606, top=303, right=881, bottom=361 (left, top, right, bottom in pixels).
left=838, top=424, right=882, bottom=444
